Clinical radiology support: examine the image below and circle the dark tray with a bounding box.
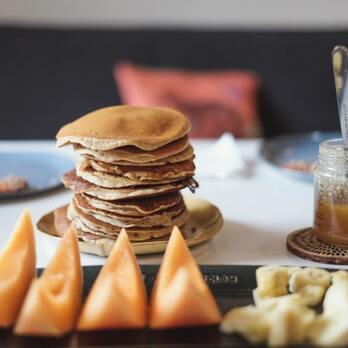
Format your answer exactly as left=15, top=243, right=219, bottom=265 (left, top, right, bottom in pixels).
left=0, top=265, right=309, bottom=347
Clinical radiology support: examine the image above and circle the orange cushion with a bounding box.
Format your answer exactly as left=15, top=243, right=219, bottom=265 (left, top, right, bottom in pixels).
left=114, top=62, right=261, bottom=138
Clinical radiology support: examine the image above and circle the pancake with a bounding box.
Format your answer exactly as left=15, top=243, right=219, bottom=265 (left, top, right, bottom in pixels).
left=82, top=191, right=182, bottom=216
left=76, top=227, right=178, bottom=243
left=56, top=106, right=191, bottom=150
left=73, top=194, right=185, bottom=228
left=68, top=203, right=189, bottom=239
left=88, top=159, right=195, bottom=181
left=81, top=145, right=194, bottom=167
left=74, top=135, right=189, bottom=163
left=74, top=221, right=171, bottom=241
left=77, top=229, right=120, bottom=242
left=76, top=228, right=181, bottom=243
left=62, top=170, right=193, bottom=200
left=56, top=105, right=198, bottom=247
left=53, top=205, right=180, bottom=242
left=76, top=161, right=182, bottom=188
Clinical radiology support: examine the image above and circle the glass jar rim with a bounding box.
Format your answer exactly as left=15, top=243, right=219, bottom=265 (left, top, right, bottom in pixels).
left=319, top=138, right=346, bottom=158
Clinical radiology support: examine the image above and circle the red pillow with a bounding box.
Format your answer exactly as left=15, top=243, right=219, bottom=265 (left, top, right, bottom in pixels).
left=113, top=62, right=261, bottom=138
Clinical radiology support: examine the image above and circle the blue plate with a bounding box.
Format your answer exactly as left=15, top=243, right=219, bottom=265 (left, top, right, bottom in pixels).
left=260, top=131, right=341, bottom=182
left=0, top=152, right=74, bottom=199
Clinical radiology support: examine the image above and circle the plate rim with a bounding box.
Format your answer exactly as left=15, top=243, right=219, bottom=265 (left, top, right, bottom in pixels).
left=36, top=195, right=224, bottom=256
left=259, top=130, right=341, bottom=182
left=0, top=151, right=74, bottom=199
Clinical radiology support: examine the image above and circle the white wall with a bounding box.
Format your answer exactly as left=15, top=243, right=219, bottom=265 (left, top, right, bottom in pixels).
left=0, top=0, right=348, bottom=29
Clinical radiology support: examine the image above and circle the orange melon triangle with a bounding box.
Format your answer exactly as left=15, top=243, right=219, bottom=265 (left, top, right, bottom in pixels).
left=14, top=226, right=82, bottom=336
left=77, top=229, right=147, bottom=330
left=149, top=226, right=222, bottom=329
left=0, top=209, right=36, bottom=328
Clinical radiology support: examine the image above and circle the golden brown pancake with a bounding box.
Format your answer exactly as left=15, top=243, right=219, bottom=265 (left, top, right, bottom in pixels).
left=68, top=203, right=189, bottom=239
left=74, top=223, right=171, bottom=241
left=62, top=170, right=193, bottom=200
left=56, top=105, right=197, bottom=244
left=76, top=227, right=175, bottom=242
left=78, top=230, right=106, bottom=241
left=74, top=135, right=189, bottom=163
left=82, top=145, right=194, bottom=167
left=81, top=191, right=182, bottom=216
left=76, top=160, right=183, bottom=188
left=73, top=194, right=185, bottom=228
left=88, top=159, right=195, bottom=181
left=76, top=228, right=183, bottom=243
left=53, top=206, right=181, bottom=242
left=56, top=106, right=191, bottom=150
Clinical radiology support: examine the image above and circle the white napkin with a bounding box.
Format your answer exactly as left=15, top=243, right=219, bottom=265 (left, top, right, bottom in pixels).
left=195, top=133, right=245, bottom=179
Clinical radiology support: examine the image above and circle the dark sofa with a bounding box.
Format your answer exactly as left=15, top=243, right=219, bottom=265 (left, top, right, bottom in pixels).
left=0, top=26, right=346, bottom=139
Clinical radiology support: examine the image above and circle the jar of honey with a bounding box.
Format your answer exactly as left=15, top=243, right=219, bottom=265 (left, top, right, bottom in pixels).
left=314, top=138, right=348, bottom=246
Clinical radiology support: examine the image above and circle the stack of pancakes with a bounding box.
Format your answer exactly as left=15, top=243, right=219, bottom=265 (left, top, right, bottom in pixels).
left=56, top=106, right=198, bottom=244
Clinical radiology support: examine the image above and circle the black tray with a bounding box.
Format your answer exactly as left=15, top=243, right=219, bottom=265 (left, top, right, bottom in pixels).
left=0, top=265, right=309, bottom=348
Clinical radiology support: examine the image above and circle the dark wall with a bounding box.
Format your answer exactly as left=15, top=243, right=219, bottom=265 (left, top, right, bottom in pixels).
left=0, top=26, right=345, bottom=139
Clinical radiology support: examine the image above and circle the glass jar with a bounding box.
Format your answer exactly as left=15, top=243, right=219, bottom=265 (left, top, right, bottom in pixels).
left=314, top=138, right=348, bottom=246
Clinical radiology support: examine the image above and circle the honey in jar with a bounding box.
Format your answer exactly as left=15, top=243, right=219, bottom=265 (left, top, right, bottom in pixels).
left=314, top=139, right=348, bottom=246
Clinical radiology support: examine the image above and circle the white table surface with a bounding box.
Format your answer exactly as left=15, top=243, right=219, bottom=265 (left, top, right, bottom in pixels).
left=0, top=139, right=340, bottom=269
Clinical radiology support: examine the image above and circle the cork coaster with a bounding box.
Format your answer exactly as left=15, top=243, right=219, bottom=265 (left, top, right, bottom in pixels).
left=287, top=228, right=348, bottom=265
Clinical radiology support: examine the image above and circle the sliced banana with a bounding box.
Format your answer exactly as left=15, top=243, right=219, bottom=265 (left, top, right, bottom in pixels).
left=220, top=266, right=343, bottom=347
left=299, top=285, right=326, bottom=306
left=289, top=267, right=331, bottom=293
left=287, top=266, right=302, bottom=277
left=308, top=315, right=348, bottom=347
left=221, top=300, right=316, bottom=347
left=323, top=280, right=348, bottom=318
left=220, top=305, right=269, bottom=343
left=332, top=270, right=348, bottom=284
left=256, top=266, right=289, bottom=298
left=267, top=302, right=315, bottom=347
left=307, top=273, right=348, bottom=346
left=253, top=291, right=302, bottom=309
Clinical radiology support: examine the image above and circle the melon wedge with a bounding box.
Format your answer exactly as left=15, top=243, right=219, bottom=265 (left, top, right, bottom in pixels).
left=77, top=229, right=147, bottom=330
left=149, top=226, right=222, bottom=329
left=14, top=226, right=82, bottom=336
left=0, top=209, right=36, bottom=328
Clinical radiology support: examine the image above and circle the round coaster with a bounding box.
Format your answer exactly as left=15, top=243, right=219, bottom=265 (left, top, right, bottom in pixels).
left=36, top=196, right=223, bottom=256
left=287, top=228, right=348, bottom=265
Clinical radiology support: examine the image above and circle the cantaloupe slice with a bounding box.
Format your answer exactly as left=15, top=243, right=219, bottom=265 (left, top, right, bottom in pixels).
left=14, top=226, right=82, bottom=336
left=149, top=226, right=222, bottom=329
left=0, top=209, right=36, bottom=328
left=77, top=229, right=147, bottom=330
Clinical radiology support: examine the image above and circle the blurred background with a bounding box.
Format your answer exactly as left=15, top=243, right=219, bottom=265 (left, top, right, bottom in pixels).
left=1, top=0, right=348, bottom=139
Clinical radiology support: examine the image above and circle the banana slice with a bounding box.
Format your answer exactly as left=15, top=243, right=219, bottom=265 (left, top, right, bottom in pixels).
left=220, top=306, right=269, bottom=344
left=299, top=285, right=326, bottom=306
left=253, top=291, right=302, bottom=309
left=323, top=280, right=348, bottom=318
left=221, top=266, right=336, bottom=347
left=308, top=315, right=348, bottom=346
left=306, top=315, right=329, bottom=343
left=332, top=270, right=348, bottom=283
left=221, top=300, right=316, bottom=346
left=255, top=286, right=324, bottom=308
left=287, top=267, right=302, bottom=277
left=289, top=268, right=331, bottom=293
left=256, top=266, right=289, bottom=298
left=308, top=276, right=348, bottom=346
left=267, top=302, right=314, bottom=347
